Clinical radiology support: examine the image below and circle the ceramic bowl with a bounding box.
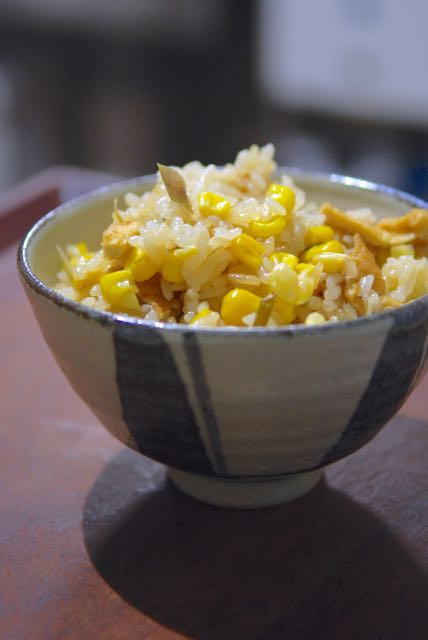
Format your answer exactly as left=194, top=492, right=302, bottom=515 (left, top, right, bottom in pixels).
left=18, top=172, right=428, bottom=508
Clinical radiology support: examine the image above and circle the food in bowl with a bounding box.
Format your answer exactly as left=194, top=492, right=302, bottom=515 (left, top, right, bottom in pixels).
left=19, top=159, right=428, bottom=508
left=54, top=144, right=428, bottom=327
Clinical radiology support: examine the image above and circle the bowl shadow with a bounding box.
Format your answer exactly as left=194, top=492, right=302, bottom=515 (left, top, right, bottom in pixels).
left=83, top=448, right=428, bottom=640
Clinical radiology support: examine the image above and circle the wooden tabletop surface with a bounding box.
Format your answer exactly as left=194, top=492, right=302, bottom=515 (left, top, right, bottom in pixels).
left=1, top=170, right=427, bottom=640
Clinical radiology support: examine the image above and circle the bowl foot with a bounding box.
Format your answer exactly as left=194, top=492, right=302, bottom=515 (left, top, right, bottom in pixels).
left=168, top=467, right=323, bottom=509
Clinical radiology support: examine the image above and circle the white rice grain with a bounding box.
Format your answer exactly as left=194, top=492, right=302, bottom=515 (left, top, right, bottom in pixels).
left=359, top=274, right=374, bottom=296
left=324, top=285, right=342, bottom=301
left=242, top=312, right=257, bottom=327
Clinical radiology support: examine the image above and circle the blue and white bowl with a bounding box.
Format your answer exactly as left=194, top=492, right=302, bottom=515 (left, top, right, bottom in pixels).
left=18, top=172, right=428, bottom=508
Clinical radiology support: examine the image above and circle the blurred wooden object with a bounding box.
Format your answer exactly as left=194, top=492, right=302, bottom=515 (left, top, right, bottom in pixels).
left=0, top=166, right=118, bottom=250
left=1, top=169, right=427, bottom=640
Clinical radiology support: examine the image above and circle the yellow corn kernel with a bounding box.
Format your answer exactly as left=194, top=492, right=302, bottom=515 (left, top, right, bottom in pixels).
left=72, top=267, right=99, bottom=290
left=191, top=309, right=211, bottom=324
left=76, top=242, right=89, bottom=256
left=296, top=262, right=322, bottom=289
left=312, top=252, right=347, bottom=273
left=390, top=244, right=415, bottom=258
left=220, top=288, right=261, bottom=326
left=267, top=183, right=295, bottom=214
left=66, top=250, right=97, bottom=290
left=273, top=299, right=297, bottom=324
left=198, top=192, right=231, bottom=218
left=125, top=247, right=157, bottom=282
left=305, top=312, right=326, bottom=326
left=162, top=247, right=197, bottom=283
left=305, top=225, right=335, bottom=247
left=296, top=275, right=314, bottom=305
left=249, top=216, right=287, bottom=239
left=230, top=234, right=265, bottom=271
left=269, top=263, right=298, bottom=303
left=302, top=240, right=345, bottom=262
left=269, top=252, right=299, bottom=269
left=100, top=269, right=139, bottom=310
left=69, top=242, right=92, bottom=265
left=296, top=262, right=315, bottom=275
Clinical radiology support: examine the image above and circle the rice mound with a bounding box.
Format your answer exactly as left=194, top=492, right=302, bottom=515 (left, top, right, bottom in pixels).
left=55, top=144, right=428, bottom=327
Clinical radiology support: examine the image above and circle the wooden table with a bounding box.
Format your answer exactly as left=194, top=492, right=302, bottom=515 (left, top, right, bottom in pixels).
left=1, top=170, right=428, bottom=640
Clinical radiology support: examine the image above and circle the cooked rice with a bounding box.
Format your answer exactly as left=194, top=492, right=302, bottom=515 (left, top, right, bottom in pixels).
left=54, top=144, right=428, bottom=327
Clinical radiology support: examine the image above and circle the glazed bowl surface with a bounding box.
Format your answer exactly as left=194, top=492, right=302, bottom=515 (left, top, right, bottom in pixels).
left=18, top=171, right=428, bottom=508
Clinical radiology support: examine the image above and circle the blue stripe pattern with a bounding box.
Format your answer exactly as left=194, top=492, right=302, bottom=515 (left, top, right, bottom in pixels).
left=183, top=332, right=227, bottom=475
left=113, top=326, right=215, bottom=475
left=322, top=319, right=428, bottom=465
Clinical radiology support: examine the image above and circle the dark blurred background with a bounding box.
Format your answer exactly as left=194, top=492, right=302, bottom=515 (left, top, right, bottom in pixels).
left=1, top=0, right=427, bottom=198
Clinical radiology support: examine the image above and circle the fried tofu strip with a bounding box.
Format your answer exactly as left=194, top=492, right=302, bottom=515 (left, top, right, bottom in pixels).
left=348, top=233, right=385, bottom=294
left=321, top=203, right=415, bottom=247
left=378, top=208, right=428, bottom=245
left=101, top=221, right=140, bottom=260
left=137, top=275, right=181, bottom=321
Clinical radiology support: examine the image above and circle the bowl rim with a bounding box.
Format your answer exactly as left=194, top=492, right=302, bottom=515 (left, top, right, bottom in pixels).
left=18, top=168, right=428, bottom=335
